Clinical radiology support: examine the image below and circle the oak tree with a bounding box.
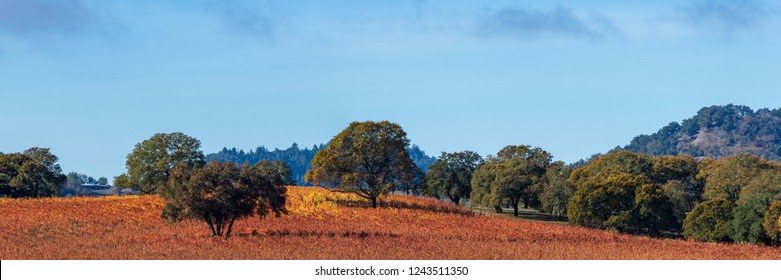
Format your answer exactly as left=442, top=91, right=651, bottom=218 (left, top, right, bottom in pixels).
left=162, top=161, right=288, bottom=238
left=683, top=199, right=735, bottom=242
left=539, top=162, right=575, bottom=218
left=700, top=154, right=772, bottom=202
left=0, top=148, right=65, bottom=198
left=117, top=132, right=206, bottom=194
left=763, top=201, right=781, bottom=245
left=470, top=145, right=552, bottom=216
left=425, top=151, right=482, bottom=205
left=305, top=121, right=422, bottom=208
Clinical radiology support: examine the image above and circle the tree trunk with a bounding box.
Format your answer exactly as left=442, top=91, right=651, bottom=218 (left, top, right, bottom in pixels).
left=450, top=196, right=460, bottom=205
left=494, top=206, right=502, bottom=213
left=215, top=216, right=224, bottom=237
left=371, top=197, right=378, bottom=208
left=225, top=216, right=237, bottom=239
left=513, top=204, right=519, bottom=217
left=206, top=218, right=217, bottom=236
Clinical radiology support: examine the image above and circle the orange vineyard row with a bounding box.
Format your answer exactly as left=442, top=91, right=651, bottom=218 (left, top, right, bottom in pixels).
left=1, top=187, right=779, bottom=259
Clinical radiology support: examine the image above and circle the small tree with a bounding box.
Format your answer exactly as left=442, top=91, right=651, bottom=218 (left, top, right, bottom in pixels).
left=424, top=151, right=482, bottom=205
left=162, top=161, right=288, bottom=238
left=683, top=199, right=735, bottom=242
left=305, top=121, right=422, bottom=208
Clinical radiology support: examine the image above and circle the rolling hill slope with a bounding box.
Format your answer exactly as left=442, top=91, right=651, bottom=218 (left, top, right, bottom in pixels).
left=1, top=187, right=779, bottom=259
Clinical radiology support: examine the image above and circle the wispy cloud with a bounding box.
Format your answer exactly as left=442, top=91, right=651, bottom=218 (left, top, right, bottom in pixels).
left=477, top=5, right=621, bottom=40
left=178, top=0, right=277, bottom=41
left=0, top=0, right=94, bottom=36
left=0, top=0, right=119, bottom=54
left=682, top=0, right=773, bottom=34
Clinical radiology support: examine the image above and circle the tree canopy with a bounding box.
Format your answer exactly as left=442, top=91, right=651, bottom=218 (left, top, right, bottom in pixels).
left=539, top=162, right=575, bottom=218
left=766, top=201, right=781, bottom=245
left=0, top=148, right=65, bottom=198
left=470, top=145, right=552, bottom=216
left=424, top=151, right=482, bottom=205
left=567, top=151, right=680, bottom=235
left=683, top=199, right=735, bottom=242
left=304, top=121, right=423, bottom=207
left=699, top=154, right=774, bottom=202
left=116, top=132, right=206, bottom=194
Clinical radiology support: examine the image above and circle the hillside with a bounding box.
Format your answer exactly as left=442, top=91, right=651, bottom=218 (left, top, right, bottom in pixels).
left=624, top=104, right=781, bottom=160
left=206, top=144, right=436, bottom=184
left=2, top=187, right=779, bottom=260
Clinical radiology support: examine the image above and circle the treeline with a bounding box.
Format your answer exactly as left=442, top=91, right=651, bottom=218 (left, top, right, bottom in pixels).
left=625, top=104, right=781, bottom=160
left=455, top=148, right=781, bottom=245
left=424, top=146, right=575, bottom=219
left=206, top=143, right=324, bottom=185
left=61, top=172, right=112, bottom=196
left=206, top=143, right=436, bottom=185
left=1, top=148, right=121, bottom=198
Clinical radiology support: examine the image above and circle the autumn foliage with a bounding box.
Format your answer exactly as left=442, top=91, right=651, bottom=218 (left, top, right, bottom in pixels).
left=1, top=187, right=780, bottom=260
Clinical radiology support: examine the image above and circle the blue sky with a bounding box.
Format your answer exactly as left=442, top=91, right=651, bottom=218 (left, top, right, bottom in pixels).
left=1, top=0, right=780, bottom=180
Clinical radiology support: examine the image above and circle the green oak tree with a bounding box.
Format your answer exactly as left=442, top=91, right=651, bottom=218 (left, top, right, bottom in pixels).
left=652, top=155, right=703, bottom=211
left=699, top=154, right=772, bottom=202
left=539, top=162, right=575, bottom=218
left=252, top=160, right=296, bottom=186
left=116, top=132, right=206, bottom=194
left=728, top=169, right=781, bottom=244
left=567, top=151, right=679, bottom=235
left=0, top=148, right=65, bottom=198
left=470, top=158, right=503, bottom=213
left=424, top=151, right=482, bottom=205
left=162, top=161, right=287, bottom=238
left=683, top=199, right=735, bottom=242
left=763, top=201, right=781, bottom=245
left=470, top=145, right=552, bottom=216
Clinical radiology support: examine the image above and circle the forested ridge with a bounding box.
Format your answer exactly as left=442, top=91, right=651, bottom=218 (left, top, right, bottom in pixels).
left=624, top=104, right=781, bottom=160
left=206, top=143, right=435, bottom=185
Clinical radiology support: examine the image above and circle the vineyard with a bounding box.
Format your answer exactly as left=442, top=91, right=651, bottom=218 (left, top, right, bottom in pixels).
left=1, top=187, right=780, bottom=259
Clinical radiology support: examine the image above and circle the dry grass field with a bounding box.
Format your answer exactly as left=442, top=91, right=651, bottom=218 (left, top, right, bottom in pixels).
left=1, top=186, right=779, bottom=259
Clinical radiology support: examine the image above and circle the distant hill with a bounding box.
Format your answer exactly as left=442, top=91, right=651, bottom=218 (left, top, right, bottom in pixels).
left=624, top=104, right=781, bottom=160
left=206, top=143, right=436, bottom=185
